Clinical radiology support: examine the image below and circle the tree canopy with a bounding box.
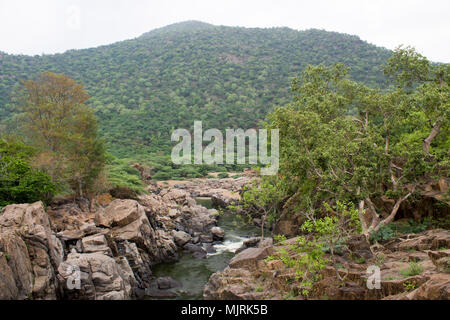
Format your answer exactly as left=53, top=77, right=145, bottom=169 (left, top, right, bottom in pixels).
left=16, top=72, right=105, bottom=197
left=263, top=47, right=448, bottom=236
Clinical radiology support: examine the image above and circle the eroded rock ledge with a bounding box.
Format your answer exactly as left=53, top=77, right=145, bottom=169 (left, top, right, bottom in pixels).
left=0, top=182, right=233, bottom=300
left=203, top=230, right=450, bottom=300
left=164, top=176, right=252, bottom=207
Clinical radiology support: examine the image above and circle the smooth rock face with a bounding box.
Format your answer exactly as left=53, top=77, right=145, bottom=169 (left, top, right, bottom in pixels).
left=95, top=199, right=144, bottom=228
left=102, top=199, right=178, bottom=265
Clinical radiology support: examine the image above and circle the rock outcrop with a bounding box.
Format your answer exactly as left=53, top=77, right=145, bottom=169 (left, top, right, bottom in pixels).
left=166, top=177, right=251, bottom=208
left=0, top=176, right=234, bottom=300
left=204, top=229, right=450, bottom=300
left=0, top=202, right=63, bottom=300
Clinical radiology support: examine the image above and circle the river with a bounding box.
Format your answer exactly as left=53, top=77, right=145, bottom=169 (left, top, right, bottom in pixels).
left=151, top=197, right=261, bottom=300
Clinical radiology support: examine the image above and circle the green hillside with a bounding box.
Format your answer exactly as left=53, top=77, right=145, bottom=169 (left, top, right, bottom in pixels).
left=0, top=21, right=392, bottom=157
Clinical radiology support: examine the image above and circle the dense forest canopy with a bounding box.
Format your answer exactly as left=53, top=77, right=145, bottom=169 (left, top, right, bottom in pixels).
left=0, top=21, right=392, bottom=158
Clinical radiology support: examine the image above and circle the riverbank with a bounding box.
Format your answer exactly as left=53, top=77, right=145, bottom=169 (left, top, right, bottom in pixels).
left=151, top=199, right=261, bottom=300
left=203, top=229, right=450, bottom=300
left=0, top=176, right=254, bottom=300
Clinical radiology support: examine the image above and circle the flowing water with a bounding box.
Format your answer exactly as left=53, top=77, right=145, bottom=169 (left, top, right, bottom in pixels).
left=151, top=197, right=261, bottom=300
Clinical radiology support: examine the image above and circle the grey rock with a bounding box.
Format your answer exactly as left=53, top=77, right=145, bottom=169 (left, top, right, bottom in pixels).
left=157, top=276, right=182, bottom=290
left=211, top=227, right=225, bottom=240
left=172, top=230, right=191, bottom=247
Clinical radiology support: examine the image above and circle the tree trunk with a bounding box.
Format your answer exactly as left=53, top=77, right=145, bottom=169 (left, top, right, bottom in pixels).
left=423, top=121, right=441, bottom=156
left=78, top=179, right=83, bottom=198
left=372, top=192, right=413, bottom=233
left=261, top=213, right=266, bottom=240
left=358, top=199, right=369, bottom=236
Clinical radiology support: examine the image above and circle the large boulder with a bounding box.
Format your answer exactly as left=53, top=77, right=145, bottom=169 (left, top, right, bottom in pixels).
left=156, top=276, right=182, bottom=290
left=95, top=199, right=143, bottom=228
left=0, top=202, right=63, bottom=300
left=229, top=247, right=274, bottom=270
left=211, top=227, right=225, bottom=240
left=172, top=231, right=191, bottom=247
left=57, top=251, right=135, bottom=300
left=97, top=199, right=178, bottom=265
left=210, top=189, right=241, bottom=207
left=273, top=210, right=305, bottom=238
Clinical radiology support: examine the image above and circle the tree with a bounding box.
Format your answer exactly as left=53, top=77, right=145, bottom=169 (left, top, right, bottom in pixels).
left=385, top=46, right=449, bottom=157
left=301, top=201, right=361, bottom=282
left=239, top=177, right=285, bottom=240
left=266, top=53, right=448, bottom=237
left=17, top=72, right=105, bottom=197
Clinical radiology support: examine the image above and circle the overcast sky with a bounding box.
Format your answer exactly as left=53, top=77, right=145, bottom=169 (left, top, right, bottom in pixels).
left=0, top=0, right=449, bottom=62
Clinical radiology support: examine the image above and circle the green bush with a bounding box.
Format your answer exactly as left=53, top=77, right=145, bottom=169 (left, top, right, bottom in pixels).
left=218, top=172, right=229, bottom=179
left=0, top=138, right=58, bottom=206
left=105, top=155, right=146, bottom=193
left=400, top=262, right=424, bottom=278
left=152, top=171, right=173, bottom=181
left=370, top=216, right=450, bottom=243
left=266, top=236, right=328, bottom=297
left=109, top=186, right=140, bottom=200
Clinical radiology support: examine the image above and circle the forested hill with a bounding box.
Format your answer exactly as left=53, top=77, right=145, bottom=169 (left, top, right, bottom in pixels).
left=0, top=21, right=392, bottom=157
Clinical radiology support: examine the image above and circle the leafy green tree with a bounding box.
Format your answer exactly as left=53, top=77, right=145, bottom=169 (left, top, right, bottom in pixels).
left=17, top=72, right=105, bottom=196
left=266, top=50, right=448, bottom=237
left=0, top=138, right=58, bottom=207
left=239, top=177, right=285, bottom=239
left=385, top=46, right=449, bottom=157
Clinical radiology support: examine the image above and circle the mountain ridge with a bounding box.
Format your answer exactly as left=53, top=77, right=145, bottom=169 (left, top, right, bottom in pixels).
left=0, top=21, right=393, bottom=157
left=0, top=21, right=391, bottom=57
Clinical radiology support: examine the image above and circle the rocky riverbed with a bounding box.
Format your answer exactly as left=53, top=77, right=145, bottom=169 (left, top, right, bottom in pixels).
left=1, top=174, right=448, bottom=300
left=0, top=176, right=253, bottom=300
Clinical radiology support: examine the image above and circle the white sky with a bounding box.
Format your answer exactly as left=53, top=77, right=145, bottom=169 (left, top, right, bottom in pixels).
left=0, top=0, right=449, bottom=62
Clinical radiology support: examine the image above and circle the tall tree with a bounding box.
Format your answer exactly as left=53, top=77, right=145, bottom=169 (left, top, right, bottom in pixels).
left=18, top=72, right=105, bottom=197
left=265, top=53, right=448, bottom=237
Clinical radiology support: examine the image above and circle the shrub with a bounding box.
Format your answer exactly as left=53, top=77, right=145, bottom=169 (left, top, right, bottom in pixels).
left=400, top=262, right=424, bottom=278
left=105, top=155, right=146, bottom=193
left=0, top=138, right=59, bottom=206
left=218, top=172, right=229, bottom=179
left=267, top=236, right=328, bottom=297
left=109, top=186, right=140, bottom=200
left=370, top=216, right=450, bottom=243
left=403, top=281, right=417, bottom=291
